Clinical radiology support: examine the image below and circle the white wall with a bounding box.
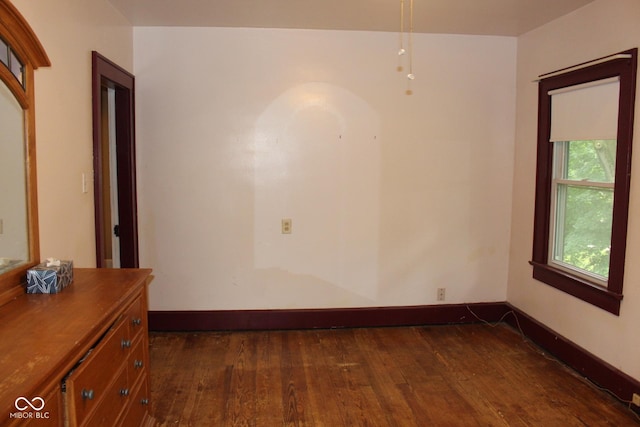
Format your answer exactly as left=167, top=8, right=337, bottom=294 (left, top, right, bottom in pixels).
left=509, top=0, right=640, bottom=380
left=12, top=0, right=133, bottom=267
left=135, top=28, right=517, bottom=310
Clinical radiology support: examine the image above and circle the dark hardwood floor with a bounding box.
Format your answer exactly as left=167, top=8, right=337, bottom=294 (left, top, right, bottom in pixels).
left=149, top=324, right=640, bottom=426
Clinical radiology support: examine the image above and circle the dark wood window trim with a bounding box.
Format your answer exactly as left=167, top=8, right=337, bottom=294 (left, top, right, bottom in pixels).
left=531, top=48, right=637, bottom=316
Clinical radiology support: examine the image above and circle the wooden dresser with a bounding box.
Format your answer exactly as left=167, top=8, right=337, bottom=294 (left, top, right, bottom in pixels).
left=0, top=268, right=155, bottom=426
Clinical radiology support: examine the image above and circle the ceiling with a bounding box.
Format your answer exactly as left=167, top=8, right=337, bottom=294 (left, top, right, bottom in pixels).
left=107, top=0, right=595, bottom=36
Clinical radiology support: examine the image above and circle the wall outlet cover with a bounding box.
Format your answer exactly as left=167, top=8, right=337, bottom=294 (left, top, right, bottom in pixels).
left=282, top=218, right=292, bottom=234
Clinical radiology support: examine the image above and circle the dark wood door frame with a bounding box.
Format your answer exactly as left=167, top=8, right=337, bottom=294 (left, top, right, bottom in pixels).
left=91, top=51, right=139, bottom=268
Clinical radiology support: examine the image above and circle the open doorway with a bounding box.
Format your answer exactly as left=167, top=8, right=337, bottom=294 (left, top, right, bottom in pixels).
left=91, top=52, right=139, bottom=268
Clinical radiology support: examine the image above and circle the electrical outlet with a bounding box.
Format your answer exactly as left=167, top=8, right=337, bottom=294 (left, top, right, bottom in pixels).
left=281, top=218, right=292, bottom=234
left=437, top=288, right=446, bottom=301
left=632, top=393, right=640, bottom=407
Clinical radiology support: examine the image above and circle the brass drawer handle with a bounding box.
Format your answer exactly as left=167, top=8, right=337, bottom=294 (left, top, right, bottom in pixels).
left=120, top=388, right=130, bottom=397
left=81, top=389, right=94, bottom=400
left=132, top=318, right=142, bottom=326
left=121, top=339, right=132, bottom=349
left=134, top=360, right=144, bottom=369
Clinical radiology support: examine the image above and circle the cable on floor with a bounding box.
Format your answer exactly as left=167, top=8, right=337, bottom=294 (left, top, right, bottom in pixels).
left=464, top=305, right=640, bottom=422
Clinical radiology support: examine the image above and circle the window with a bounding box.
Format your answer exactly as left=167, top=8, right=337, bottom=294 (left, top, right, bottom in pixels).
left=0, top=36, right=25, bottom=87
left=531, top=49, right=637, bottom=315
left=550, top=139, right=615, bottom=285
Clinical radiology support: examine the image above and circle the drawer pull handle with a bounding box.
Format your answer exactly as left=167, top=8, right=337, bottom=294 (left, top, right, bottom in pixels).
left=140, top=398, right=149, bottom=406
left=121, top=339, right=132, bottom=348
left=134, top=360, right=144, bottom=369
left=81, top=389, right=94, bottom=400
left=132, top=318, right=142, bottom=326
left=120, top=388, right=130, bottom=397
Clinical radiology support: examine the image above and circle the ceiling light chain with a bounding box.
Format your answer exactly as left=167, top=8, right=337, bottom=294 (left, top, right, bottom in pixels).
left=398, top=0, right=415, bottom=94
left=398, top=0, right=406, bottom=56
left=407, top=0, right=415, bottom=81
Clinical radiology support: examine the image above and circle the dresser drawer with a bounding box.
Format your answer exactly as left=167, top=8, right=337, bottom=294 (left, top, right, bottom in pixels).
left=130, top=335, right=147, bottom=382
left=83, top=365, right=129, bottom=427
left=117, top=375, right=150, bottom=427
left=65, top=316, right=129, bottom=425
left=126, top=296, right=145, bottom=338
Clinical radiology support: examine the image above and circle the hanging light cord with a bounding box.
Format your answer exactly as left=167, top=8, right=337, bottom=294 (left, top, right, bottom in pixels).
left=398, top=0, right=405, bottom=56
left=398, top=0, right=415, bottom=85
left=407, top=0, right=414, bottom=80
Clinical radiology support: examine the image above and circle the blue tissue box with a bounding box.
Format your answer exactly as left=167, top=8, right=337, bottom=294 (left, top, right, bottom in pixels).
left=26, top=260, right=74, bottom=294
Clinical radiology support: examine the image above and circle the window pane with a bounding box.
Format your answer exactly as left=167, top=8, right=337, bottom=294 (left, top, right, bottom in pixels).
left=566, top=140, right=616, bottom=182
left=553, top=184, right=613, bottom=279
left=9, top=50, right=23, bottom=85
left=0, top=38, right=7, bottom=66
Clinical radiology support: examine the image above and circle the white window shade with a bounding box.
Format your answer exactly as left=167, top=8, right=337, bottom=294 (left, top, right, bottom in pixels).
left=549, top=77, right=620, bottom=142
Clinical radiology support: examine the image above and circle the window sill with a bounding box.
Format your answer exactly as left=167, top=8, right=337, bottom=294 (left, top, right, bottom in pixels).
left=530, top=261, right=622, bottom=315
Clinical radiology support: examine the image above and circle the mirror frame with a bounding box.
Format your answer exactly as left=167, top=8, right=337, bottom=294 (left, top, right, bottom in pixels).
left=0, top=0, right=50, bottom=306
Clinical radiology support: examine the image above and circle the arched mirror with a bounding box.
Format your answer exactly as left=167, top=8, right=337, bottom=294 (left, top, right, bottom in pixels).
left=0, top=0, right=50, bottom=306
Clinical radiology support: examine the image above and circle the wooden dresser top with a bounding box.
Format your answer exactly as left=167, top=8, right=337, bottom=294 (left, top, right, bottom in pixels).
left=0, top=268, right=151, bottom=421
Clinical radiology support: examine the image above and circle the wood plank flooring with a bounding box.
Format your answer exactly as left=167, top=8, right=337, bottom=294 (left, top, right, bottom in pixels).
left=149, top=324, right=640, bottom=426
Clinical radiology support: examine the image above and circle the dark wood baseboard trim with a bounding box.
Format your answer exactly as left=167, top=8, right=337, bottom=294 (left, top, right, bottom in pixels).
left=148, top=302, right=511, bottom=331
left=148, top=302, right=640, bottom=412
left=503, top=303, right=640, bottom=409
